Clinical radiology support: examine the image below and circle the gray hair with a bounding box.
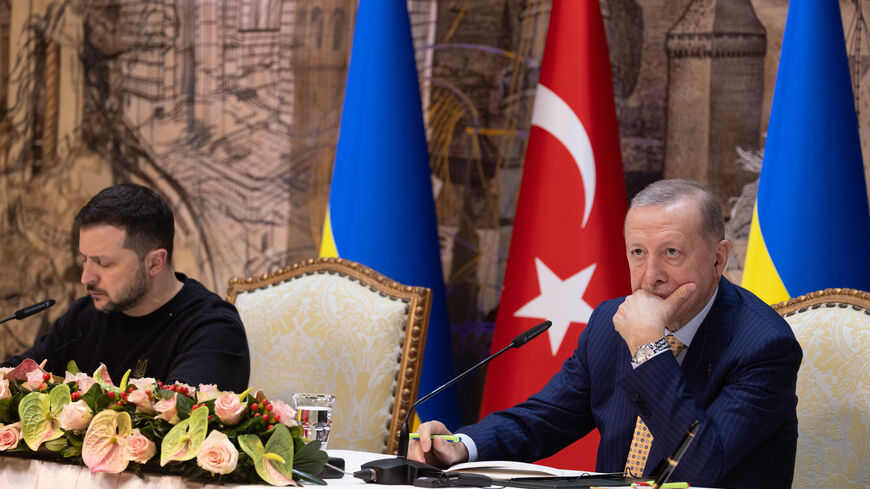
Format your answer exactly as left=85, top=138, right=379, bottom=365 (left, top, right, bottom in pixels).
left=630, top=179, right=725, bottom=242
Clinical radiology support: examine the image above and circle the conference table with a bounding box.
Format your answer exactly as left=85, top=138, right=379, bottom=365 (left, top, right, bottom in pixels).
left=0, top=449, right=699, bottom=488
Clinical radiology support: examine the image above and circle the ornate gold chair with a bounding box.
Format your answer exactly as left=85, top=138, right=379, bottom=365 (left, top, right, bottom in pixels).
left=227, top=257, right=431, bottom=454
left=774, top=288, right=870, bottom=489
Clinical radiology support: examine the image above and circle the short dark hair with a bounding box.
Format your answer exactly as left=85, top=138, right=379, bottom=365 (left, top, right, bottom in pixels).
left=629, top=179, right=725, bottom=243
left=75, top=184, right=175, bottom=261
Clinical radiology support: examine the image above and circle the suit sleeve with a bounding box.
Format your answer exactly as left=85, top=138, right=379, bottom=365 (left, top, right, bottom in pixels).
left=619, top=324, right=801, bottom=485
left=459, top=307, right=605, bottom=462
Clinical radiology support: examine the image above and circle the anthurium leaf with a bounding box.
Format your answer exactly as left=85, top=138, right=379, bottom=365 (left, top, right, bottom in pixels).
left=19, top=392, right=62, bottom=450
left=81, top=409, right=132, bottom=473
left=92, top=363, right=116, bottom=391
left=238, top=432, right=293, bottom=486
left=48, top=383, right=71, bottom=418
left=159, top=405, right=208, bottom=466
left=263, top=424, right=295, bottom=484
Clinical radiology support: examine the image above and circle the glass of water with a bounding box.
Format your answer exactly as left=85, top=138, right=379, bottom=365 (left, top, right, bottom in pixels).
left=292, top=393, right=335, bottom=449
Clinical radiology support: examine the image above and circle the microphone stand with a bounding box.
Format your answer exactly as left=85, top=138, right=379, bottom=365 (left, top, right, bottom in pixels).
left=355, top=320, right=552, bottom=485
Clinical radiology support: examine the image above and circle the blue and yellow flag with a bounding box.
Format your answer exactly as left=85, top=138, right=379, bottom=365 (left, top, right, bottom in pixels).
left=743, top=0, right=870, bottom=303
left=320, top=1, right=460, bottom=429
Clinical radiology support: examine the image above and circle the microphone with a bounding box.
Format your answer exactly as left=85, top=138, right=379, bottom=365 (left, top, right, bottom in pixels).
left=355, top=320, right=552, bottom=484
left=1, top=299, right=56, bottom=324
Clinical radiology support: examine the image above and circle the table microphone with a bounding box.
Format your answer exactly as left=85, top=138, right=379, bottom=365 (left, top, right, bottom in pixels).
left=354, top=320, right=552, bottom=485
left=1, top=299, right=56, bottom=323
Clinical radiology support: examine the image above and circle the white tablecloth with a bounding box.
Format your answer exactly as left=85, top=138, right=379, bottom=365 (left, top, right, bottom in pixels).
left=1, top=450, right=711, bottom=489
left=0, top=449, right=385, bottom=489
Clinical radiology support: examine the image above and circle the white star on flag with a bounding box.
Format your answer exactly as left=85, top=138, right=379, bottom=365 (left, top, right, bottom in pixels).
left=513, top=257, right=596, bottom=356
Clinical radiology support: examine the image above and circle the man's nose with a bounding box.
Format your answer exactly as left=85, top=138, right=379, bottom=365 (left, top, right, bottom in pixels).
left=81, top=262, right=97, bottom=285
left=642, top=256, right=667, bottom=286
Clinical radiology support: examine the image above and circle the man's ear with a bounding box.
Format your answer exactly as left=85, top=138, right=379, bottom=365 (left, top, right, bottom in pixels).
left=144, top=249, right=169, bottom=276
left=714, top=239, right=731, bottom=275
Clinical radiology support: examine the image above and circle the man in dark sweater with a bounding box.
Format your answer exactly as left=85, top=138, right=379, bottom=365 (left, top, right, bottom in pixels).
left=2, top=184, right=250, bottom=392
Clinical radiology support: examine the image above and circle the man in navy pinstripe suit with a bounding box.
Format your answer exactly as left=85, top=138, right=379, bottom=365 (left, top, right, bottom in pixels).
left=410, top=180, right=802, bottom=489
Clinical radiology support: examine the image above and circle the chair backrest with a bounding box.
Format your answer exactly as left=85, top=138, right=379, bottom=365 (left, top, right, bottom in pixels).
left=227, top=257, right=431, bottom=454
left=773, top=288, right=870, bottom=489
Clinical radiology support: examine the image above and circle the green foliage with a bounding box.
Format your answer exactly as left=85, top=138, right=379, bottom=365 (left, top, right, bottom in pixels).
left=160, top=405, right=208, bottom=465
left=66, top=360, right=80, bottom=375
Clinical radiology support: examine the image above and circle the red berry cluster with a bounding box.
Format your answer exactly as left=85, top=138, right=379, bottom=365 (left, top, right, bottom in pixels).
left=190, top=403, right=213, bottom=420
left=249, top=400, right=280, bottom=430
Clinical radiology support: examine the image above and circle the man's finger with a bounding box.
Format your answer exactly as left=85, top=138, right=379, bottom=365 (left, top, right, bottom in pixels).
left=664, top=282, right=697, bottom=310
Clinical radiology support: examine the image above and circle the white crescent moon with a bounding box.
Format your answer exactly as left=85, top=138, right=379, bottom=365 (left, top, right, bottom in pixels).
left=530, top=84, right=596, bottom=228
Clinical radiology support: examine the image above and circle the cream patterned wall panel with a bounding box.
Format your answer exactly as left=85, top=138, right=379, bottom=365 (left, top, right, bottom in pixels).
left=781, top=300, right=870, bottom=489
left=233, top=273, right=409, bottom=453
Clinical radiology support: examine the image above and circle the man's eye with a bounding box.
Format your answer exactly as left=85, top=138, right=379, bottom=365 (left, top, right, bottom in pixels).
left=630, top=249, right=644, bottom=257
left=666, top=248, right=680, bottom=256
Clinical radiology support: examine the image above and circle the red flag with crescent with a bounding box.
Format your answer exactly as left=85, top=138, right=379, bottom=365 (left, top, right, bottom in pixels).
left=479, top=0, right=630, bottom=469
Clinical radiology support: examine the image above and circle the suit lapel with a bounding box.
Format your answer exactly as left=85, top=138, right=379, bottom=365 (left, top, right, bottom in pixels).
left=681, top=277, right=736, bottom=397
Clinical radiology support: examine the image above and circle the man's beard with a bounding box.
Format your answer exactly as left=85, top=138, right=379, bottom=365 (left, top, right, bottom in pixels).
left=89, top=265, right=149, bottom=313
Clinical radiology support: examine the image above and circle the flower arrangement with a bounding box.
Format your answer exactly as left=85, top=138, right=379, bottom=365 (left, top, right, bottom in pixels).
left=0, top=359, right=327, bottom=486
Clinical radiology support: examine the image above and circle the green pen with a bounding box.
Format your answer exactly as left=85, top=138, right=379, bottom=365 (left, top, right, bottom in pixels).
left=408, top=433, right=463, bottom=442
left=631, top=482, right=689, bottom=489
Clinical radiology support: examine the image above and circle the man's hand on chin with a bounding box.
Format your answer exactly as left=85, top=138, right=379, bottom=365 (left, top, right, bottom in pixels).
left=613, top=282, right=697, bottom=354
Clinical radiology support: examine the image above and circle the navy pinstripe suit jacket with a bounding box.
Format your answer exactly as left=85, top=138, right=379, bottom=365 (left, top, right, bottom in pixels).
left=462, top=277, right=801, bottom=489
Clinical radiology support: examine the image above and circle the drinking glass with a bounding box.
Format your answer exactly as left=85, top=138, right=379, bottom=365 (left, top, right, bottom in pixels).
left=292, top=392, right=335, bottom=449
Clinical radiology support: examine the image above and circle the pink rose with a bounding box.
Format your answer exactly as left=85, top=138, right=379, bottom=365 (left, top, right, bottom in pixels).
left=214, top=393, right=246, bottom=426
left=196, top=430, right=238, bottom=475
left=64, top=372, right=96, bottom=393
left=124, top=428, right=156, bottom=463
left=197, top=384, right=220, bottom=403
left=0, top=379, right=9, bottom=400
left=128, top=377, right=157, bottom=391
left=58, top=400, right=93, bottom=431
left=0, top=422, right=22, bottom=451
left=127, top=389, right=156, bottom=415
left=0, top=366, right=12, bottom=378
left=25, top=370, right=44, bottom=390
left=154, top=394, right=179, bottom=424
left=270, top=399, right=297, bottom=427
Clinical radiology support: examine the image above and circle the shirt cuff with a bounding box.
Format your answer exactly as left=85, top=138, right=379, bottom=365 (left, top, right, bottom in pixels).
left=456, top=433, right=477, bottom=461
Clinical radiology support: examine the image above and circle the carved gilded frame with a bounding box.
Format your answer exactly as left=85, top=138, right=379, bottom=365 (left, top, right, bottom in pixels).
left=227, top=257, right=432, bottom=454
left=773, top=288, right=870, bottom=317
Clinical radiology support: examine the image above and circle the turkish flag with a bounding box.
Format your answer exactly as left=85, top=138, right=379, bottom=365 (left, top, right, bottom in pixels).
left=478, top=0, right=630, bottom=470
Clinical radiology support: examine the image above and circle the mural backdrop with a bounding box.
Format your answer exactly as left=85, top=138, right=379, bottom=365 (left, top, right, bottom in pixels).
left=2, top=0, right=869, bottom=424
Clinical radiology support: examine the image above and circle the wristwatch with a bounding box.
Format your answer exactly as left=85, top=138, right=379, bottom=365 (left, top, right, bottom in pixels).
left=632, top=337, right=671, bottom=365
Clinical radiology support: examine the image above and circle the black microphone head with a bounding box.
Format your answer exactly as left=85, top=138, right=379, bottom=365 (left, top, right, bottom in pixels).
left=14, top=299, right=56, bottom=320
left=511, top=320, right=552, bottom=348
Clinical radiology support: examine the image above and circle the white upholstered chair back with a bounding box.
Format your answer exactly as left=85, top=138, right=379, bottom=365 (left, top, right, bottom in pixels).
left=774, top=289, right=870, bottom=489
left=227, top=258, right=430, bottom=454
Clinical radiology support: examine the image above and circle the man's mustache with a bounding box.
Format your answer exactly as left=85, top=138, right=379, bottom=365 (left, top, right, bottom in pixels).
left=87, top=285, right=107, bottom=295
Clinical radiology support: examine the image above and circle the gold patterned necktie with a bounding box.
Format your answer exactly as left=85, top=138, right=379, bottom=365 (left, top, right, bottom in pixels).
left=624, top=336, right=686, bottom=477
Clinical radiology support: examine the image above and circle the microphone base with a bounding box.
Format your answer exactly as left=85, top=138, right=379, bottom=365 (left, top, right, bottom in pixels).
left=356, top=456, right=442, bottom=484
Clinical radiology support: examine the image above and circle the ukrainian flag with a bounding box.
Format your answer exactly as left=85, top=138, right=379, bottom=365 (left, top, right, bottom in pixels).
left=320, top=1, right=460, bottom=429
left=743, top=0, right=870, bottom=304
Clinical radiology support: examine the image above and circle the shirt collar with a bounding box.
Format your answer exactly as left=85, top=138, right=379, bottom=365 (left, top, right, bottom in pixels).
left=668, top=286, right=718, bottom=348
